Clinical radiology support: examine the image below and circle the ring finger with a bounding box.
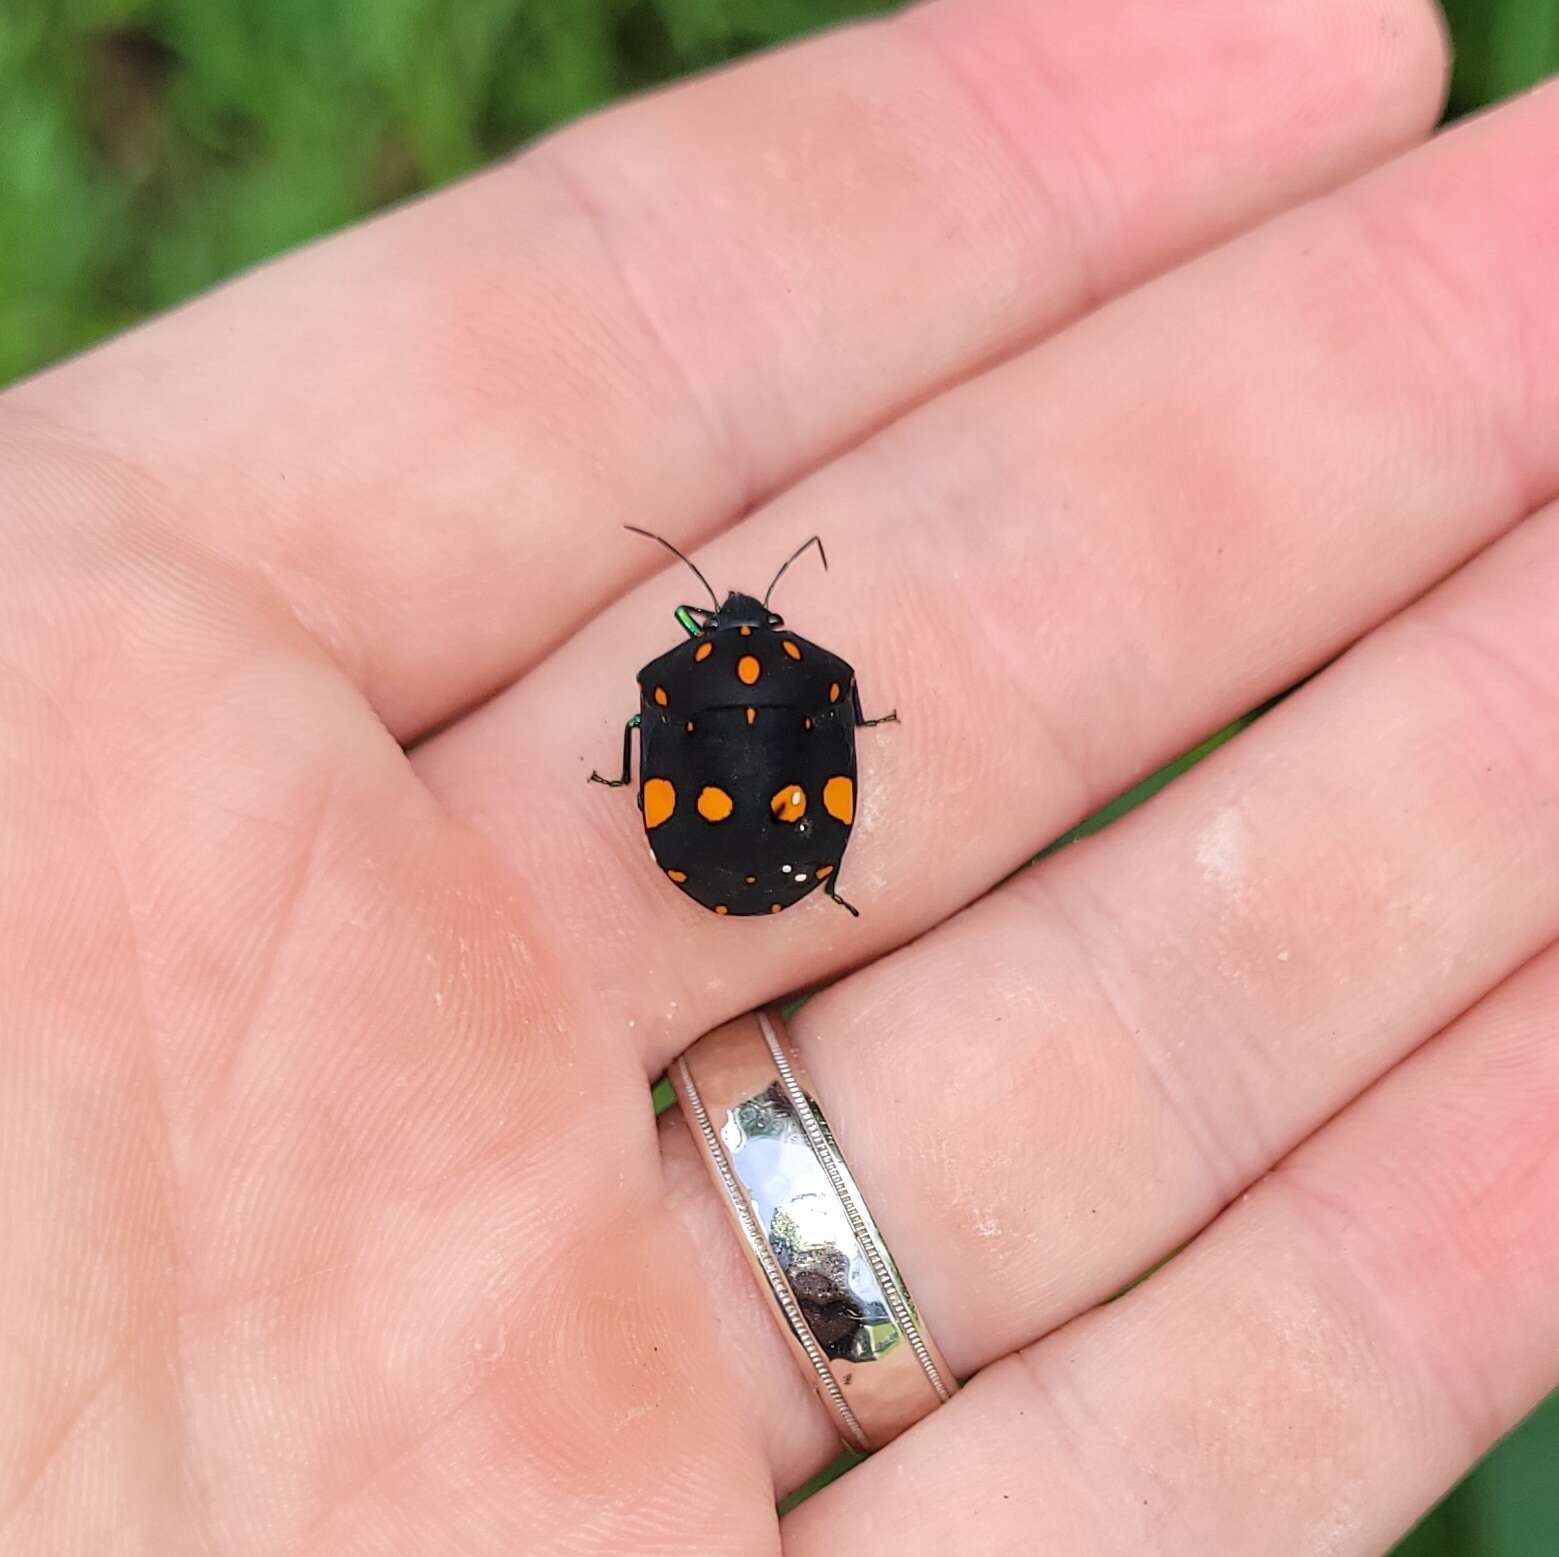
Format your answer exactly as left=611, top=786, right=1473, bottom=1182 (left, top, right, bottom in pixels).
left=794, top=935, right=1559, bottom=1552
left=661, top=489, right=1559, bottom=1492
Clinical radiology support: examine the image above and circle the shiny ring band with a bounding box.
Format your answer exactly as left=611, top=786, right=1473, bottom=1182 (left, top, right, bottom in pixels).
left=671, top=1008, right=956, bottom=1450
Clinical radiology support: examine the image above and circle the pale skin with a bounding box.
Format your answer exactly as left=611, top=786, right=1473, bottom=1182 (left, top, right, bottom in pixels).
left=4, top=0, right=1559, bottom=1549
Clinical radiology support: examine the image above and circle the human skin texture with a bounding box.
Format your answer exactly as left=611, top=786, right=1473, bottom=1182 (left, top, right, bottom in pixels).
left=5, top=0, right=1559, bottom=1552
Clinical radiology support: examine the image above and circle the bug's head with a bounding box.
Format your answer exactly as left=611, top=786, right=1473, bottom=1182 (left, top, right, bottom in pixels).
left=673, top=593, right=779, bottom=636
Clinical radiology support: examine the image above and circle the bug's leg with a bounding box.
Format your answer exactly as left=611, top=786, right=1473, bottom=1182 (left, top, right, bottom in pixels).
left=852, top=683, right=898, bottom=728
left=588, top=713, right=640, bottom=787
left=823, top=872, right=861, bottom=918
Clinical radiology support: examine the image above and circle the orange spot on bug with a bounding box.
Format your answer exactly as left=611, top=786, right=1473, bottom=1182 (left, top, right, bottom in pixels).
left=782, top=640, right=801, bottom=660
left=694, top=641, right=714, bottom=662
left=715, top=904, right=729, bottom=915
left=746, top=707, right=757, bottom=725
left=823, top=776, right=854, bottom=825
left=771, top=902, right=783, bottom=914
left=815, top=865, right=833, bottom=879
left=653, top=686, right=668, bottom=707
left=738, top=655, right=761, bottom=686
left=666, top=869, right=687, bottom=883
left=740, top=625, right=752, bottom=636
left=685, top=720, right=695, bottom=733
left=745, top=875, right=757, bottom=885
left=697, top=786, right=734, bottom=823
left=770, top=785, right=806, bottom=824
left=643, top=778, right=676, bottom=829
left=828, top=682, right=841, bottom=703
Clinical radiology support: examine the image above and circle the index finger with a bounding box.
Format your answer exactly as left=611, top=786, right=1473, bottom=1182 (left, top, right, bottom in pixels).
left=8, top=0, right=1446, bottom=738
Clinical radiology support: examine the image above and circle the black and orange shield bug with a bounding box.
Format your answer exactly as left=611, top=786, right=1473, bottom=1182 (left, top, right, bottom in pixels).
left=589, top=528, right=897, bottom=917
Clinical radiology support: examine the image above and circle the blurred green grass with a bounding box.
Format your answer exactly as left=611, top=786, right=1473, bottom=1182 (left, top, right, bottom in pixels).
left=4, top=1, right=1558, bottom=1551
left=0, top=0, right=897, bottom=384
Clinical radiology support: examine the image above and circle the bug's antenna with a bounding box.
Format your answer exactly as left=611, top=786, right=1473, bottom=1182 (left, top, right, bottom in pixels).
left=763, top=535, right=828, bottom=608
left=623, top=525, right=719, bottom=612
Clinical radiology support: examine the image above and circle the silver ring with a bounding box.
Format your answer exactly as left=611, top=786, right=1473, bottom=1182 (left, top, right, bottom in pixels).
left=671, top=1008, right=956, bottom=1450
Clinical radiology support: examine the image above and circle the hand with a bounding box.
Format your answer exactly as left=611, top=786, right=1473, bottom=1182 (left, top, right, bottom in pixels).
left=5, top=0, right=1557, bottom=1550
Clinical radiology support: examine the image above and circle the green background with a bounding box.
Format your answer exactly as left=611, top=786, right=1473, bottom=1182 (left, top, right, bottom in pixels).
left=3, top=0, right=1557, bottom=1550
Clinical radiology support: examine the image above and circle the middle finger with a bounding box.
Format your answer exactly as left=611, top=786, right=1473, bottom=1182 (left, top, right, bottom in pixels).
left=417, top=81, right=1559, bottom=1055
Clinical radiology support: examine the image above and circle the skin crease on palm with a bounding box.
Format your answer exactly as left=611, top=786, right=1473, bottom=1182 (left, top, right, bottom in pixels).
left=9, top=0, right=1559, bottom=1548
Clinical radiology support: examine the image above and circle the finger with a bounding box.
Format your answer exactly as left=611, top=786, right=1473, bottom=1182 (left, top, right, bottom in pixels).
left=787, top=939, right=1559, bottom=1555
left=418, top=76, right=1559, bottom=1065
left=661, top=491, right=1559, bottom=1491
left=6, top=0, right=1446, bottom=737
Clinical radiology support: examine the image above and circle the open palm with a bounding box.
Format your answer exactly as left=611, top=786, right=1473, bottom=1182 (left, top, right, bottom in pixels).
left=5, top=0, right=1559, bottom=1551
